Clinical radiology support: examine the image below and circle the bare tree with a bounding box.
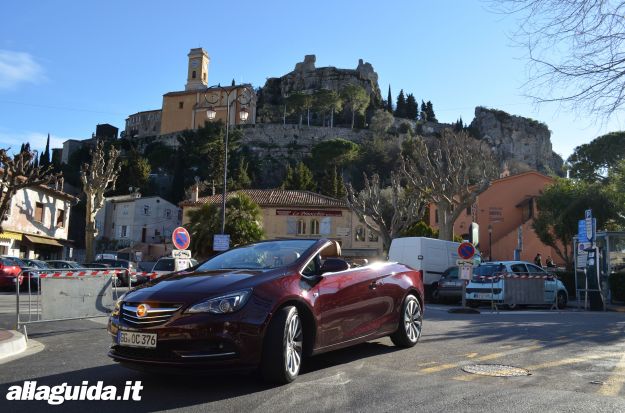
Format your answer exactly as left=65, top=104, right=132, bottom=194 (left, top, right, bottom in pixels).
left=401, top=129, right=498, bottom=241
left=0, top=147, right=60, bottom=232
left=80, top=140, right=120, bottom=263
left=346, top=172, right=426, bottom=251
left=493, top=0, right=625, bottom=119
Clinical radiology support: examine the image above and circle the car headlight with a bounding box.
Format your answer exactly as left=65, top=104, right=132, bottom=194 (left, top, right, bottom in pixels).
left=111, top=292, right=127, bottom=317
left=186, top=289, right=252, bottom=314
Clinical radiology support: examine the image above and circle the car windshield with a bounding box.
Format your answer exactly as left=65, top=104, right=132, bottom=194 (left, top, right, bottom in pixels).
left=197, top=240, right=317, bottom=271
left=153, top=259, right=175, bottom=272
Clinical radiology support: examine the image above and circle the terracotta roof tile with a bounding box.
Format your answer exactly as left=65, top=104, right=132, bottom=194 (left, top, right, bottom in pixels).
left=180, top=189, right=347, bottom=208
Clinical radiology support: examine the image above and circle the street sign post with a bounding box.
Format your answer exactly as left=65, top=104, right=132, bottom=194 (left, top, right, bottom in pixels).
left=585, top=209, right=595, bottom=242
left=213, top=234, right=230, bottom=252
left=172, top=227, right=191, bottom=251
left=457, top=242, right=476, bottom=308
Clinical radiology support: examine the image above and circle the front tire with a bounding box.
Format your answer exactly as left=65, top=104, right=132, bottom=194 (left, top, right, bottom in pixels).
left=390, top=294, right=422, bottom=347
left=556, top=291, right=567, bottom=309
left=261, top=306, right=303, bottom=384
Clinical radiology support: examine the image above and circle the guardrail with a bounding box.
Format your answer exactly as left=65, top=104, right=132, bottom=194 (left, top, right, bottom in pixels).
left=468, top=272, right=560, bottom=312
left=14, top=268, right=159, bottom=337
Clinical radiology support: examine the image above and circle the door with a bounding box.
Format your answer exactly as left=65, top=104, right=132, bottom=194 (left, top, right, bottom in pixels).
left=141, top=228, right=147, bottom=243
left=315, top=263, right=383, bottom=347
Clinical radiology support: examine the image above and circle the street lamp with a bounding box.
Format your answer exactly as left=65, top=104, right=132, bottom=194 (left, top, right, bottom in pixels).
left=200, top=85, right=253, bottom=234
left=488, top=224, right=493, bottom=261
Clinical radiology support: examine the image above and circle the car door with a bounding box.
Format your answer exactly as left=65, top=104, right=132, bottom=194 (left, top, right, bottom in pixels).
left=314, top=261, right=382, bottom=347
left=526, top=263, right=556, bottom=303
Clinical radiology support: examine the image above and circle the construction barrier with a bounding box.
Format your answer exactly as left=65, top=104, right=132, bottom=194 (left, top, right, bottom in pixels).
left=14, top=268, right=159, bottom=337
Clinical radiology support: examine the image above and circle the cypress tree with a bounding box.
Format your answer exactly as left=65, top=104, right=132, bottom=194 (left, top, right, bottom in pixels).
left=420, top=100, right=428, bottom=121
left=405, top=93, right=418, bottom=120
left=425, top=101, right=437, bottom=122
left=394, top=89, right=407, bottom=118
left=386, top=85, right=393, bottom=113
left=40, top=133, right=51, bottom=167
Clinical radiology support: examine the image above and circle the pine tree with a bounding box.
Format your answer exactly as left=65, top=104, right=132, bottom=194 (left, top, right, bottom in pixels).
left=386, top=85, right=393, bottom=113
left=405, top=94, right=418, bottom=120
left=394, top=89, right=407, bottom=118
left=231, top=79, right=235, bottom=86
left=320, top=166, right=347, bottom=199
left=425, top=101, right=437, bottom=122
left=39, top=133, right=50, bottom=167
left=281, top=162, right=316, bottom=191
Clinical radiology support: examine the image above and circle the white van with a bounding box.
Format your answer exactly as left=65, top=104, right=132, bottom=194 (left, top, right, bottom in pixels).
left=388, top=237, right=461, bottom=295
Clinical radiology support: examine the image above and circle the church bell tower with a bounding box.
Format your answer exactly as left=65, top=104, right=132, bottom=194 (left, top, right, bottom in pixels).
left=185, top=48, right=209, bottom=91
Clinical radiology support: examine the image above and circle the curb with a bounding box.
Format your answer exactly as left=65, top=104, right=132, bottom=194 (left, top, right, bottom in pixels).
left=0, top=330, right=27, bottom=361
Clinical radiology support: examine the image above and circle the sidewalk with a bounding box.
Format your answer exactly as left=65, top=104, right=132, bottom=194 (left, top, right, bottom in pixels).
left=0, top=329, right=27, bottom=361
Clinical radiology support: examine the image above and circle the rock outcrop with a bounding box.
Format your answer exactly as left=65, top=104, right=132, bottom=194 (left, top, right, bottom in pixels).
left=260, top=55, right=382, bottom=105
left=469, top=107, right=564, bottom=176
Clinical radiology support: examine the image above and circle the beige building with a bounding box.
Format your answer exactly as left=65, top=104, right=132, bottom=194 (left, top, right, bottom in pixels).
left=124, top=109, right=162, bottom=138
left=180, top=189, right=384, bottom=258
left=159, top=48, right=257, bottom=135
left=0, top=183, right=78, bottom=259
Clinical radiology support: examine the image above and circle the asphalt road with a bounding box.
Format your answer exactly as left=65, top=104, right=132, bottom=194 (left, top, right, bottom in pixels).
left=1, top=291, right=625, bottom=412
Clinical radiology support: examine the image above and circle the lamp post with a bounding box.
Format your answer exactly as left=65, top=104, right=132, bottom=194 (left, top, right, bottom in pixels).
left=488, top=224, right=493, bottom=262
left=202, top=85, right=253, bottom=235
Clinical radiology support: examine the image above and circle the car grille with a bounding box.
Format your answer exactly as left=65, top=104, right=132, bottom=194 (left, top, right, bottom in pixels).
left=121, top=303, right=181, bottom=327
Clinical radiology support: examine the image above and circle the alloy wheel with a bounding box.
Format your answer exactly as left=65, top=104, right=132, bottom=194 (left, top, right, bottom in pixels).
left=285, top=313, right=303, bottom=377
left=404, top=299, right=422, bottom=343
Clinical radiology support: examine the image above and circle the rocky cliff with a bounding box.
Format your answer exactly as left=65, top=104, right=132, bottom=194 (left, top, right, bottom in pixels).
left=260, top=55, right=382, bottom=107
left=469, top=107, right=564, bottom=176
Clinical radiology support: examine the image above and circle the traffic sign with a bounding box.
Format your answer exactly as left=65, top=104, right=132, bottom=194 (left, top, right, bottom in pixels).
left=459, top=264, right=473, bottom=280
left=457, top=242, right=475, bottom=260
left=585, top=209, right=594, bottom=241
left=172, top=227, right=191, bottom=250
left=213, top=234, right=230, bottom=252
left=172, top=249, right=191, bottom=258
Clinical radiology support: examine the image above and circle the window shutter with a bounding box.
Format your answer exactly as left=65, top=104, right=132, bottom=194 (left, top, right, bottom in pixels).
left=286, top=217, right=297, bottom=235
left=320, top=218, right=332, bottom=235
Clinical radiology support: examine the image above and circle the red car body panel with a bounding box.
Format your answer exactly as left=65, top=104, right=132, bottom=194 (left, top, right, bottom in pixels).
left=0, top=262, right=22, bottom=288
left=107, top=239, right=423, bottom=371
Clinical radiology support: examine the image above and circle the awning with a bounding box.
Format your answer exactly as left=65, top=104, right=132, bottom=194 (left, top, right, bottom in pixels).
left=23, top=234, right=63, bottom=247
left=0, top=231, right=22, bottom=241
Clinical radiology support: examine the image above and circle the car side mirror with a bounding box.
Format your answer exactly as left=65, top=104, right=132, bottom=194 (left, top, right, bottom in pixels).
left=320, top=258, right=349, bottom=275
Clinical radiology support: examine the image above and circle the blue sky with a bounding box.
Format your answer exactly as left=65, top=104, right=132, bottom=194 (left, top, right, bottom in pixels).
left=0, top=0, right=623, bottom=160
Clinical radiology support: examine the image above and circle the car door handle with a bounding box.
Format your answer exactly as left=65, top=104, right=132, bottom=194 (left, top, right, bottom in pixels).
left=369, top=281, right=378, bottom=290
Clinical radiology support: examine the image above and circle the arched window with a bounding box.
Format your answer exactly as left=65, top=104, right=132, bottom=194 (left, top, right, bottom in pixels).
left=368, top=230, right=379, bottom=242
left=297, top=219, right=306, bottom=235
left=355, top=226, right=365, bottom=242
left=311, top=219, right=320, bottom=235
left=192, top=70, right=197, bottom=79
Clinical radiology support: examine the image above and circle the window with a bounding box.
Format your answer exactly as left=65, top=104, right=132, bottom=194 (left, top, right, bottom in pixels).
left=510, top=264, right=527, bottom=274
left=34, top=202, right=44, bottom=223
left=178, top=102, right=184, bottom=109
left=355, top=226, right=365, bottom=242
left=203, top=73, right=207, bottom=81
left=368, top=230, right=379, bottom=242
left=143, top=205, right=150, bottom=216
left=434, top=209, right=439, bottom=224
left=297, top=219, right=306, bottom=235
left=466, top=206, right=471, bottom=216
left=192, top=70, right=196, bottom=79
left=111, top=222, right=115, bottom=229
left=165, top=209, right=172, bottom=219
left=56, top=209, right=65, bottom=228
left=120, top=225, right=128, bottom=238
left=122, top=205, right=129, bottom=216
left=526, top=264, right=547, bottom=275
left=310, top=219, right=320, bottom=235
left=154, top=229, right=160, bottom=236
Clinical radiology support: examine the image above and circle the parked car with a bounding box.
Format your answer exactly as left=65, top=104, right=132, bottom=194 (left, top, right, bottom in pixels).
left=465, top=261, right=568, bottom=309
left=151, top=257, right=198, bottom=278
left=95, top=259, right=143, bottom=286
left=46, top=260, right=82, bottom=269
left=432, top=266, right=464, bottom=303
left=0, top=256, right=24, bottom=290
left=389, top=237, right=460, bottom=299
left=82, top=262, right=111, bottom=269
left=21, top=258, right=51, bottom=289
left=108, top=239, right=425, bottom=384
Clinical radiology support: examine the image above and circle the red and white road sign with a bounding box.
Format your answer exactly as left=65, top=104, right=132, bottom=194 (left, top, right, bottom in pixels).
left=172, top=227, right=191, bottom=250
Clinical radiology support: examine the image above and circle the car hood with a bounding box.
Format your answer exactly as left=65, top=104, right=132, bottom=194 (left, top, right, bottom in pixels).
left=122, top=269, right=273, bottom=303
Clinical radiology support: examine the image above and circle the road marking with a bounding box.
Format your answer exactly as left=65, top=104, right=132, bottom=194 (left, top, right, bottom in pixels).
left=419, top=344, right=543, bottom=375
left=599, top=352, right=625, bottom=396
left=465, top=352, right=478, bottom=359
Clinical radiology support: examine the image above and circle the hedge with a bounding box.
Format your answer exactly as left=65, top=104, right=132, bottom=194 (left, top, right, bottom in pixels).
left=609, top=272, right=625, bottom=302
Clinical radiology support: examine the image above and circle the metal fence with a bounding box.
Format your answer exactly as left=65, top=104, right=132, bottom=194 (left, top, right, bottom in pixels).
left=14, top=267, right=158, bottom=337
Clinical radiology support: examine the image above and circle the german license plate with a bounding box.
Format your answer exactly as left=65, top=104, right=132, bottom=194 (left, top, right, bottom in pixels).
left=476, top=293, right=492, bottom=300
left=118, top=330, right=157, bottom=348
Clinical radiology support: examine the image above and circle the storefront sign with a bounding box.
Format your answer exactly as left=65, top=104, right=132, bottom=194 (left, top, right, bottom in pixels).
left=276, top=209, right=342, bottom=217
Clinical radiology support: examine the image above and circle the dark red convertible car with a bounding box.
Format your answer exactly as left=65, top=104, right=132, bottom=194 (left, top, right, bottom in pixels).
left=108, top=238, right=424, bottom=383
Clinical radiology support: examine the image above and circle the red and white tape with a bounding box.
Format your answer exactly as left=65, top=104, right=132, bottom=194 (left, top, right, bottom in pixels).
left=475, top=273, right=556, bottom=281
left=33, top=270, right=159, bottom=279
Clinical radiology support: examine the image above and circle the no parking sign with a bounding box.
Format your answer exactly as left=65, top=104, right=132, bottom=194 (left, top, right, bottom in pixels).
left=172, top=227, right=191, bottom=250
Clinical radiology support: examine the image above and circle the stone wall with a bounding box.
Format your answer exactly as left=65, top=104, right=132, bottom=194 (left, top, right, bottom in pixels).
left=469, top=107, right=564, bottom=176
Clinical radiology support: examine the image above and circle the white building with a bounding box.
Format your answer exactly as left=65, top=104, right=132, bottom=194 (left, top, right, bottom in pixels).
left=95, top=194, right=181, bottom=259
left=0, top=183, right=78, bottom=259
